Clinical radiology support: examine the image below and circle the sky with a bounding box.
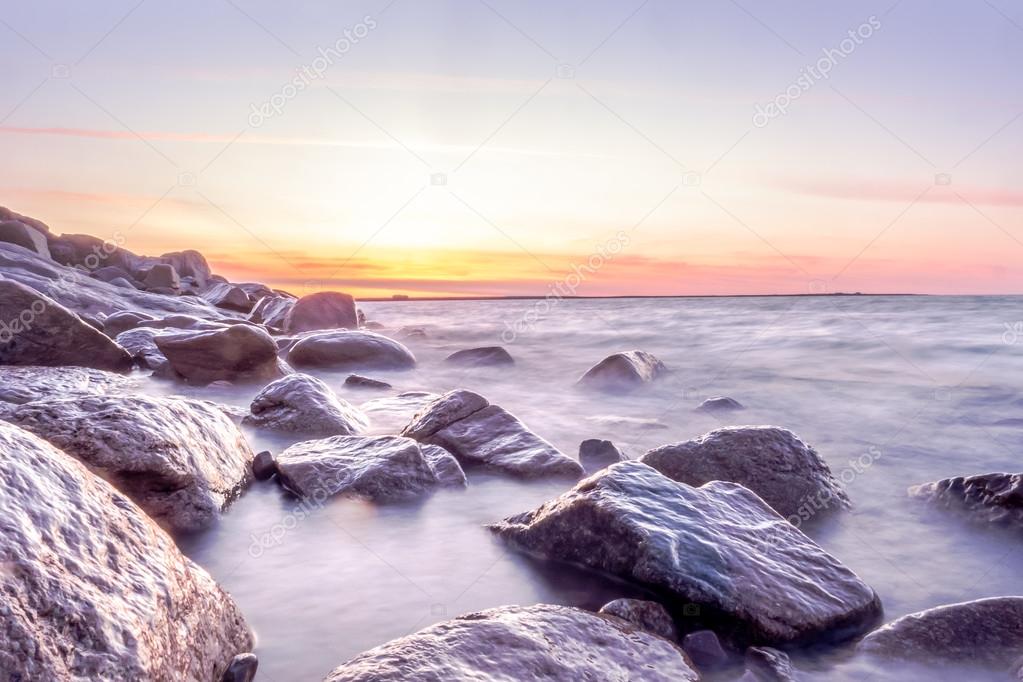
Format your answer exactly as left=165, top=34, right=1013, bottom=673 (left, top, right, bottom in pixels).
left=1, top=0, right=1021, bottom=298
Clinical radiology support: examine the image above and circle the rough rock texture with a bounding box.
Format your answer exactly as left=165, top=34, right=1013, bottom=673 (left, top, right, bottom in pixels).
left=444, top=346, right=515, bottom=367
left=641, top=426, right=849, bottom=519
left=0, top=421, right=252, bottom=679
left=909, top=472, right=1023, bottom=529
left=203, top=282, right=253, bottom=312
left=421, top=443, right=468, bottom=487
left=579, top=438, right=627, bottom=472
left=243, top=373, right=369, bottom=438
left=344, top=374, right=392, bottom=390
left=0, top=279, right=133, bottom=371
left=323, top=604, right=699, bottom=682
left=155, top=325, right=286, bottom=384
left=490, top=461, right=881, bottom=647
left=859, top=597, right=1023, bottom=669
left=402, top=390, right=583, bottom=479
left=248, top=294, right=294, bottom=329
left=598, top=598, right=678, bottom=640
left=698, top=396, right=745, bottom=413
left=577, top=350, right=667, bottom=392
left=288, top=330, right=416, bottom=370
left=284, top=291, right=358, bottom=333
left=0, top=365, right=130, bottom=405
left=276, top=435, right=444, bottom=502
left=5, top=395, right=254, bottom=532
left=115, top=327, right=170, bottom=371
left=742, top=647, right=797, bottom=682
left=0, top=219, right=50, bottom=258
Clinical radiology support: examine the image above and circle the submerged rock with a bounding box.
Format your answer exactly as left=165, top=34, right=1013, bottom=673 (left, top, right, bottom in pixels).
left=579, top=438, right=627, bottom=472
left=0, top=365, right=130, bottom=404
left=284, top=291, right=358, bottom=333
left=0, top=421, right=252, bottom=679
left=490, top=461, right=881, bottom=647
left=243, top=373, right=369, bottom=438
left=288, top=330, right=416, bottom=370
left=401, top=390, right=583, bottom=479
left=5, top=395, right=255, bottom=532
left=598, top=598, right=678, bottom=640
left=444, top=346, right=515, bottom=367
left=344, top=374, right=392, bottom=390
left=641, top=426, right=849, bottom=520
left=577, top=350, right=667, bottom=392
left=155, top=324, right=286, bottom=384
left=697, top=396, right=745, bottom=413
left=909, top=472, right=1023, bottom=529
left=322, top=604, right=699, bottom=682
left=252, top=450, right=277, bottom=481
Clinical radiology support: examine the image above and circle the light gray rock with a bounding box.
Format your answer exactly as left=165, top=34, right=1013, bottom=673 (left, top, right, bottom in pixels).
left=284, top=291, right=358, bottom=333
left=288, top=330, right=416, bottom=370
left=243, top=373, right=368, bottom=438
left=142, top=263, right=180, bottom=291
left=490, top=461, right=882, bottom=647
left=577, top=350, right=667, bottom=392
left=5, top=395, right=255, bottom=532
left=0, top=219, right=50, bottom=258
left=598, top=598, right=678, bottom=640
left=579, top=438, right=627, bottom=472
left=698, top=396, right=745, bottom=413
left=421, top=443, right=467, bottom=487
left=909, top=472, right=1023, bottom=529
left=115, top=327, right=170, bottom=371
left=0, top=365, right=130, bottom=404
left=402, top=390, right=583, bottom=479
left=444, top=346, right=514, bottom=367
left=322, top=604, right=699, bottom=682
left=155, top=325, right=287, bottom=385
left=641, top=426, right=849, bottom=520
left=204, top=282, right=253, bottom=312
left=0, top=421, right=252, bottom=680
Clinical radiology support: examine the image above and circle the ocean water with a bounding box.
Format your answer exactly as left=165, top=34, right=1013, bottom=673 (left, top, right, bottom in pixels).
left=162, top=295, right=1023, bottom=681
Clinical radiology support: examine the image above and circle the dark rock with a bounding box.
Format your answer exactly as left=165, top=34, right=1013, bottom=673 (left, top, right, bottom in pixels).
left=203, top=282, right=253, bottom=312
left=345, top=374, right=392, bottom=390
left=0, top=220, right=50, bottom=258
left=579, top=438, right=627, bottom=471
left=221, top=653, right=258, bottom=682
left=141, top=263, right=180, bottom=291
left=598, top=598, right=677, bottom=640
left=252, top=450, right=277, bottom=481
left=284, top=291, right=358, bottom=333
left=421, top=443, right=467, bottom=487
left=577, top=350, right=667, bottom=392
left=489, top=461, right=882, bottom=647
left=445, top=346, right=514, bottom=366
left=288, top=330, right=416, bottom=370
left=909, top=472, right=1023, bottom=529
left=322, top=604, right=699, bottom=681
left=698, top=396, right=745, bottom=412
left=682, top=630, right=729, bottom=669
left=155, top=325, right=286, bottom=384
left=243, top=373, right=368, bottom=438
left=641, top=426, right=849, bottom=520
left=743, top=647, right=797, bottom=681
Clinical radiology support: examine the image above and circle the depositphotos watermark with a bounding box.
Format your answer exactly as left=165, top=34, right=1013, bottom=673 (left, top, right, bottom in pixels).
left=753, top=16, right=881, bottom=128
left=247, top=472, right=347, bottom=557
left=248, top=15, right=377, bottom=127
left=788, top=446, right=882, bottom=527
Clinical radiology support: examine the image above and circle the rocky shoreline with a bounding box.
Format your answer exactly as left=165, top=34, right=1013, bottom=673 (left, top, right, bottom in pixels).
left=1, top=206, right=1021, bottom=680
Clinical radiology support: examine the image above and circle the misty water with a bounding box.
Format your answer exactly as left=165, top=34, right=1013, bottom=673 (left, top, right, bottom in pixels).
left=152, top=295, right=1023, bottom=680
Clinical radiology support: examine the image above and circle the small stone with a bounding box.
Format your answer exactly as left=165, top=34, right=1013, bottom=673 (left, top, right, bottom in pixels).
left=579, top=439, right=627, bottom=472
left=252, top=451, right=277, bottom=481
left=444, top=346, right=514, bottom=367
left=697, top=396, right=745, bottom=413
left=345, top=374, right=392, bottom=390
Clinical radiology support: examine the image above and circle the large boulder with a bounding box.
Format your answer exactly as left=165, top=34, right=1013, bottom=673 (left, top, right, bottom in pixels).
left=444, top=346, right=514, bottom=367
left=154, top=325, right=286, bottom=384
left=0, top=219, right=50, bottom=258
left=284, top=291, right=358, bottom=333
left=287, top=330, right=416, bottom=370
left=641, top=427, right=849, bottom=520
left=5, top=395, right=254, bottom=532
left=203, top=282, right=253, bottom=312
left=323, top=604, right=699, bottom=682
left=401, top=390, right=583, bottom=479
left=0, top=421, right=252, bottom=679
left=0, top=279, right=133, bottom=371
left=909, top=472, right=1023, bottom=529
left=243, top=373, right=368, bottom=438
left=577, top=350, right=667, bottom=392
left=489, top=461, right=881, bottom=647
left=0, top=365, right=130, bottom=405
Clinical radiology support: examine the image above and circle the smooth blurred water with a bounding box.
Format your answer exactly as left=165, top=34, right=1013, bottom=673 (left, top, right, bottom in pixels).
left=162, top=295, right=1023, bottom=681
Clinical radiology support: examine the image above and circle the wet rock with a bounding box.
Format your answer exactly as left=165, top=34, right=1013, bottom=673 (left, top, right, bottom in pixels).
left=742, top=647, right=797, bottom=681
left=115, top=327, right=170, bottom=371
left=577, top=350, right=667, bottom=392
left=909, top=472, right=1023, bottom=529
left=248, top=294, right=294, bottom=329
left=243, top=373, right=368, bottom=438
left=444, top=346, right=514, bottom=366
left=284, top=291, right=358, bottom=333
left=155, top=324, right=286, bottom=384
left=489, top=461, right=881, bottom=647
left=345, top=374, right=392, bottom=390
left=0, top=365, right=130, bottom=404
left=5, top=395, right=254, bottom=532
left=103, top=309, right=156, bottom=336
left=276, top=435, right=443, bottom=502
left=422, top=443, right=468, bottom=487
left=402, top=390, right=583, bottom=479
left=322, top=604, right=699, bottom=682
left=204, top=281, right=254, bottom=312
left=252, top=450, right=277, bottom=481
left=641, top=426, right=849, bottom=520
left=0, top=279, right=133, bottom=371
left=0, top=219, right=50, bottom=258
left=579, top=438, right=627, bottom=472
left=598, top=598, right=677, bottom=640
left=222, top=653, right=258, bottom=682
left=288, top=330, right=416, bottom=370
left=698, top=396, right=745, bottom=413
left=683, top=630, right=729, bottom=669
left=0, top=421, right=252, bottom=680
left=142, top=263, right=180, bottom=291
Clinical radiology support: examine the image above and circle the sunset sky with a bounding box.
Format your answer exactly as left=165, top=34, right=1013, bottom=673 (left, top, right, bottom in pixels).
left=2, top=0, right=1021, bottom=297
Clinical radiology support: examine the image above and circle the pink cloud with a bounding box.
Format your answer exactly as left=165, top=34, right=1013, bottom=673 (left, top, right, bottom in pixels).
left=779, top=177, right=1023, bottom=207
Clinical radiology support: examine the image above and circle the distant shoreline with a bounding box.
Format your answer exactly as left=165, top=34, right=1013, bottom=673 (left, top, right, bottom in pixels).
left=357, top=292, right=933, bottom=303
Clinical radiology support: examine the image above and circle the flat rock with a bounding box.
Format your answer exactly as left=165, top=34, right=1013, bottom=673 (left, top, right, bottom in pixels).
left=155, top=324, right=286, bottom=384
left=5, top=395, right=254, bottom=531
left=0, top=219, right=50, bottom=258
left=579, top=438, right=627, bottom=472
left=444, top=346, right=515, bottom=366
left=344, top=374, right=392, bottom=390
left=641, top=426, right=849, bottom=520
left=288, top=330, right=416, bottom=370
left=0, top=365, right=130, bottom=405
left=322, top=604, right=699, bottom=682
left=909, top=472, right=1023, bottom=529
left=284, top=291, right=358, bottom=333
left=490, top=461, right=881, bottom=647
left=577, top=350, right=667, bottom=392
left=598, top=598, right=678, bottom=640
left=0, top=421, right=252, bottom=679
left=243, top=373, right=369, bottom=438
left=402, top=390, right=583, bottom=479
left=698, top=396, right=745, bottom=413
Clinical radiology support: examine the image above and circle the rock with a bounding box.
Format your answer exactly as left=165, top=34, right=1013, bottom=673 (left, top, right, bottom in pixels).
left=252, top=450, right=277, bottom=480
left=421, top=443, right=467, bottom=487
left=909, top=472, right=1023, bottom=529
left=284, top=291, right=358, bottom=333
left=577, top=350, right=667, bottom=392
left=221, top=653, right=258, bottom=682
left=641, top=426, right=849, bottom=520
left=155, top=324, right=286, bottom=384
left=322, top=604, right=699, bottom=682
left=5, top=395, right=254, bottom=532
left=743, top=647, right=797, bottom=681
left=288, top=330, right=416, bottom=370
left=160, top=249, right=211, bottom=288
left=402, top=390, right=583, bottom=479
left=0, top=279, right=133, bottom=371
left=243, top=373, right=369, bottom=438
left=91, top=265, right=134, bottom=283
left=276, top=435, right=444, bottom=502
left=115, top=327, right=170, bottom=371
left=0, top=205, right=49, bottom=234
left=0, top=421, right=252, bottom=679
left=579, top=438, right=627, bottom=471
left=489, top=461, right=882, bottom=647
left=248, top=294, right=294, bottom=329
left=143, top=313, right=227, bottom=331
left=204, top=281, right=254, bottom=312
left=103, top=309, right=156, bottom=336
left=48, top=232, right=140, bottom=272
left=109, top=276, right=136, bottom=289
left=860, top=597, right=1023, bottom=670
left=444, top=346, right=514, bottom=366
left=682, top=630, right=729, bottom=669
left=698, top=396, right=745, bottom=413
left=0, top=219, right=50, bottom=258
left=345, top=374, right=392, bottom=390
left=598, top=598, right=678, bottom=640
left=142, top=263, right=180, bottom=291
left=0, top=365, right=130, bottom=404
